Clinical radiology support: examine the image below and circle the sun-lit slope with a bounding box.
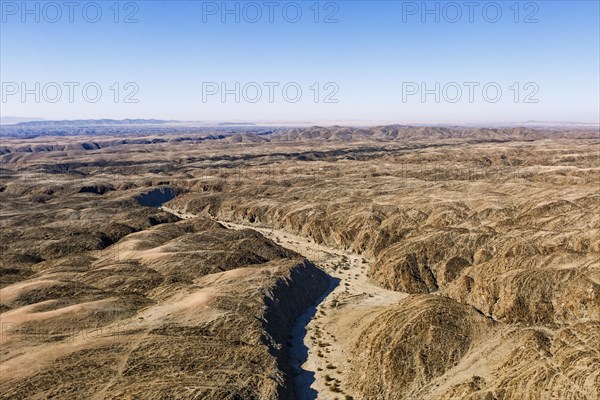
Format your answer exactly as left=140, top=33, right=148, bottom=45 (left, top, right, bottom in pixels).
left=0, top=178, right=329, bottom=399
left=1, top=126, right=598, bottom=399
left=164, top=136, right=598, bottom=399
left=1, top=263, right=328, bottom=399
left=170, top=139, right=599, bottom=322
left=349, top=295, right=599, bottom=400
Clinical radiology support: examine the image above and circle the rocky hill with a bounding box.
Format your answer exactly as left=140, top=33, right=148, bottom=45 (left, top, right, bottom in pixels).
left=1, top=126, right=598, bottom=399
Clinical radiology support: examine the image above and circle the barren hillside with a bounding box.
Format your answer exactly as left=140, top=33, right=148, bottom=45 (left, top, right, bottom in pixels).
left=1, top=126, right=598, bottom=399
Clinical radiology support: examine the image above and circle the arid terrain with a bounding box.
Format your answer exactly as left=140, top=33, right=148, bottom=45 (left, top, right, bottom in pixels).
left=1, top=125, right=599, bottom=399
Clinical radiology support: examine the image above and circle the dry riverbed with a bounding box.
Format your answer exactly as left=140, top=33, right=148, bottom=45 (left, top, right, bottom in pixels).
left=161, top=206, right=407, bottom=399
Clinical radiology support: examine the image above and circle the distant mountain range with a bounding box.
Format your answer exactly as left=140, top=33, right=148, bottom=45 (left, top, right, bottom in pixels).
left=9, top=119, right=178, bottom=127
left=1, top=118, right=597, bottom=140
left=0, top=116, right=46, bottom=125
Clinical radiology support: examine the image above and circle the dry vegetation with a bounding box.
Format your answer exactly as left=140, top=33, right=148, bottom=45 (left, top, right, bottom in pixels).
left=1, top=125, right=598, bottom=399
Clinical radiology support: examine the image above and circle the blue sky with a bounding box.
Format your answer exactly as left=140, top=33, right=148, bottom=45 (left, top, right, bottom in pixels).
left=1, top=0, right=599, bottom=124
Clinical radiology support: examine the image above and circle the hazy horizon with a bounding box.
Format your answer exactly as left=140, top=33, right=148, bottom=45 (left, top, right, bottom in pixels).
left=2, top=116, right=599, bottom=128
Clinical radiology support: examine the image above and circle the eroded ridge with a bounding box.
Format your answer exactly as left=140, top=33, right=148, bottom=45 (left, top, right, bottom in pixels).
left=1, top=127, right=598, bottom=399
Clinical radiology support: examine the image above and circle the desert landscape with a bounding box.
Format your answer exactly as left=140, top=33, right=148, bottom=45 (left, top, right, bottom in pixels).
left=0, top=124, right=598, bottom=399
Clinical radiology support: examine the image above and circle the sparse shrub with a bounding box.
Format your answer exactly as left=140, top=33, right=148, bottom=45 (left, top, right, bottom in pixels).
left=331, top=385, right=342, bottom=393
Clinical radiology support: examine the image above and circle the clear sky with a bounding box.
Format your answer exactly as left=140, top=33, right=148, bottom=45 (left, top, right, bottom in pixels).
left=1, top=0, right=599, bottom=124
